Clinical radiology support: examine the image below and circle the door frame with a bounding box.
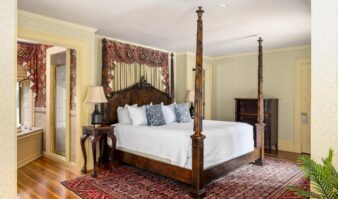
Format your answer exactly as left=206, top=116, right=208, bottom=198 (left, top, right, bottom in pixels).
left=46, top=46, right=71, bottom=161
left=294, top=57, right=311, bottom=153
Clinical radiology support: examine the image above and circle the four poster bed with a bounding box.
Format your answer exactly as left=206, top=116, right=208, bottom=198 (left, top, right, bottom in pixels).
left=101, top=7, right=265, bottom=198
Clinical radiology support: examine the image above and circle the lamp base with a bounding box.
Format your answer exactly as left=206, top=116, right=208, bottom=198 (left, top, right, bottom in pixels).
left=91, top=104, right=103, bottom=125
left=190, top=103, right=195, bottom=119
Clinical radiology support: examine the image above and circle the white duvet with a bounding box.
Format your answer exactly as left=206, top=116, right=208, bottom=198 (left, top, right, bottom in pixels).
left=113, top=120, right=254, bottom=169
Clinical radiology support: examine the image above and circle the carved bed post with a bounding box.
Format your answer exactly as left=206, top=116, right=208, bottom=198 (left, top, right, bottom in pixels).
left=255, top=37, right=265, bottom=166
left=190, top=6, right=206, bottom=199
left=170, top=52, right=175, bottom=101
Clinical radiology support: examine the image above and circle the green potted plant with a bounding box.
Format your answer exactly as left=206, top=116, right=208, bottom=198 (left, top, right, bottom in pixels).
left=288, top=149, right=338, bottom=199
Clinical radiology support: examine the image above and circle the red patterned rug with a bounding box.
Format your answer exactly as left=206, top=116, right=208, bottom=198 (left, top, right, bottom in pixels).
left=62, top=158, right=309, bottom=199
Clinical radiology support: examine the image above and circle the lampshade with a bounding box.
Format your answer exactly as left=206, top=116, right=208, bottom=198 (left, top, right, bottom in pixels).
left=85, top=86, right=108, bottom=103
left=185, top=90, right=195, bottom=102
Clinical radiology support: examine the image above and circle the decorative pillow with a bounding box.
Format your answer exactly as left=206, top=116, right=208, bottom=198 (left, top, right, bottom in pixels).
left=127, top=105, right=148, bottom=126
left=145, top=104, right=166, bottom=126
left=162, top=103, right=176, bottom=123
left=117, top=104, right=137, bottom=124
left=175, top=103, right=192, bottom=123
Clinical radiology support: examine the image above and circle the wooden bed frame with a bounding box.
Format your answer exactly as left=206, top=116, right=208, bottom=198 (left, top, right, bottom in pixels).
left=102, top=6, right=265, bottom=198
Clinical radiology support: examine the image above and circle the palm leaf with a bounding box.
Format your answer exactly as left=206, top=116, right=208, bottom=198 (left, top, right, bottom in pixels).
left=288, top=149, right=338, bottom=199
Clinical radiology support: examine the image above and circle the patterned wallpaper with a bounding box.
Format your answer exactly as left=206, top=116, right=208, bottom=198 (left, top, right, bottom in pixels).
left=312, top=0, right=338, bottom=167
left=0, top=1, right=17, bottom=198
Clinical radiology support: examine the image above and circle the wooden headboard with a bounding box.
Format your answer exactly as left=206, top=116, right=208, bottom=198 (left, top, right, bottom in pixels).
left=102, top=77, right=174, bottom=125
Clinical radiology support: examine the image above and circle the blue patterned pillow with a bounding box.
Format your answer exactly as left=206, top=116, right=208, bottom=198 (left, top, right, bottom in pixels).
left=145, top=104, right=166, bottom=126
left=175, top=103, right=192, bottom=123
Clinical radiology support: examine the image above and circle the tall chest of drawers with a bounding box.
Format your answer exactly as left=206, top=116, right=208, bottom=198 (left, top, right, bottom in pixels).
left=235, top=98, right=278, bottom=152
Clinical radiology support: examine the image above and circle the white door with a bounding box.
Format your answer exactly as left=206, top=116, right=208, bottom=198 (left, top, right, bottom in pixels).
left=295, top=58, right=311, bottom=154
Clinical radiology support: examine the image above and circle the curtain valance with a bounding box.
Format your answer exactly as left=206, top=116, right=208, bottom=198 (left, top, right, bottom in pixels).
left=17, top=42, right=38, bottom=93
left=17, top=42, right=53, bottom=107
left=102, top=39, right=169, bottom=95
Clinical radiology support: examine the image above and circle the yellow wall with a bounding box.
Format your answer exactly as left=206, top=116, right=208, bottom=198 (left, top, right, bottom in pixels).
left=175, top=53, right=188, bottom=103
left=312, top=0, right=338, bottom=167
left=212, top=46, right=311, bottom=152
left=17, top=10, right=97, bottom=170
left=0, top=0, right=17, bottom=197
left=175, top=53, right=213, bottom=119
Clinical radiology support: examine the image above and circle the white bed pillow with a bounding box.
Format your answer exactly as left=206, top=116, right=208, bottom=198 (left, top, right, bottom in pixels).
left=117, top=104, right=137, bottom=124
left=127, top=105, right=148, bottom=126
left=162, top=103, right=176, bottom=123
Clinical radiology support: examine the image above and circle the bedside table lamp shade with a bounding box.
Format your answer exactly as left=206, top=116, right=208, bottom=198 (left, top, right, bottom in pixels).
left=85, top=86, right=107, bottom=125
left=185, top=90, right=195, bottom=102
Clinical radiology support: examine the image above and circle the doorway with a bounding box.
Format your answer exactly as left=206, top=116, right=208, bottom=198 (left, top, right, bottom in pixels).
left=294, top=58, right=311, bottom=154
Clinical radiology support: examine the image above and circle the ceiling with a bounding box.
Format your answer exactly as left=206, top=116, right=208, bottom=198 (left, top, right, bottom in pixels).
left=18, top=0, right=311, bottom=57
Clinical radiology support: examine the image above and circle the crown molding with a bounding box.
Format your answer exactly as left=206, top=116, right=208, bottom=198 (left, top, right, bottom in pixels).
left=18, top=10, right=97, bottom=33
left=96, top=35, right=171, bottom=53
left=175, top=51, right=212, bottom=60
left=212, top=45, right=311, bottom=60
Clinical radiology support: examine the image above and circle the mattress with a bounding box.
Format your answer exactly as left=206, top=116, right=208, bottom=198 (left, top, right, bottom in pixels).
left=111, top=120, right=254, bottom=169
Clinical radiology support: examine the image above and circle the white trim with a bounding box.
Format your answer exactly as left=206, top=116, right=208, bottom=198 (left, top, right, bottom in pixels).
left=212, top=45, right=311, bottom=60
left=175, top=51, right=213, bottom=60
left=42, top=151, right=78, bottom=170
left=96, top=35, right=170, bottom=53
left=17, top=128, right=42, bottom=139
left=43, top=151, right=66, bottom=162
left=18, top=153, right=42, bottom=168
left=18, top=10, right=97, bottom=33
left=42, top=151, right=77, bottom=169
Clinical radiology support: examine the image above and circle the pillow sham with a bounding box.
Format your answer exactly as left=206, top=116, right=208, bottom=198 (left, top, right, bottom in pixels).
left=175, top=103, right=192, bottom=123
left=162, top=103, right=176, bottom=123
left=127, top=105, right=148, bottom=126
left=117, top=104, right=137, bottom=124
left=145, top=104, right=166, bottom=126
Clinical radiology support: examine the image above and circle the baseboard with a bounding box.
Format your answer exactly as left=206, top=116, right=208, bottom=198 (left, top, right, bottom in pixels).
left=18, top=153, right=42, bottom=168
left=42, top=152, right=77, bottom=170
left=278, top=139, right=295, bottom=153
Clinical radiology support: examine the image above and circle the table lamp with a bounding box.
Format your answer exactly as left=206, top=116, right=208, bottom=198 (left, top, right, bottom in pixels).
left=185, top=90, right=195, bottom=118
left=85, top=86, right=108, bottom=125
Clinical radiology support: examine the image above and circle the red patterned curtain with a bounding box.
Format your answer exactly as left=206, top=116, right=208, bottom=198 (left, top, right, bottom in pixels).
left=17, top=42, right=52, bottom=107
left=70, top=49, right=77, bottom=110
left=17, top=42, right=38, bottom=93
left=34, top=44, right=52, bottom=107
left=102, top=39, right=169, bottom=95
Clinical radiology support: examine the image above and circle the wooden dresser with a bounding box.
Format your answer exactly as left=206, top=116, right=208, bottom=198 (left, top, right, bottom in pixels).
left=235, top=98, right=278, bottom=152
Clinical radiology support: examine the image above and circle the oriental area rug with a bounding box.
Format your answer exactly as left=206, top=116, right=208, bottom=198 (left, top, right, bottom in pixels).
left=62, top=158, right=309, bottom=199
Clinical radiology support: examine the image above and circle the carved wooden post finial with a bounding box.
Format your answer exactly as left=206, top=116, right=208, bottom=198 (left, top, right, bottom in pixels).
left=196, top=6, right=204, bottom=19
left=258, top=37, right=263, bottom=46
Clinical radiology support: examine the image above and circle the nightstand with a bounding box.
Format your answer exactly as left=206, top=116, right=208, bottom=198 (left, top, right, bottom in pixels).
left=80, top=125, right=115, bottom=177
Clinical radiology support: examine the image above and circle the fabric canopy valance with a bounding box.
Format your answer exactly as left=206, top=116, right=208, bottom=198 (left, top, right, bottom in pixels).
left=17, top=42, right=38, bottom=93
left=102, top=39, right=169, bottom=95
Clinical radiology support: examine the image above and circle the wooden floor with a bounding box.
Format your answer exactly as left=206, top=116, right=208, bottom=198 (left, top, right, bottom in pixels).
left=17, top=157, right=81, bottom=199
left=17, top=151, right=301, bottom=199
